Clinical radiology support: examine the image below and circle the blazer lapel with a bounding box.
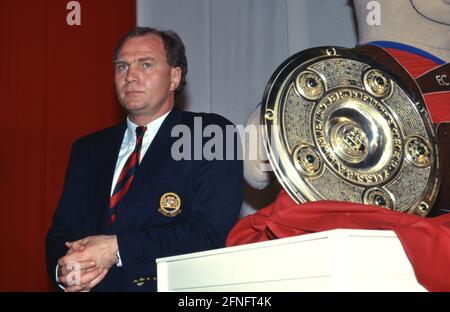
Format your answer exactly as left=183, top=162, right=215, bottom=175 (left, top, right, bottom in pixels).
left=91, top=123, right=127, bottom=234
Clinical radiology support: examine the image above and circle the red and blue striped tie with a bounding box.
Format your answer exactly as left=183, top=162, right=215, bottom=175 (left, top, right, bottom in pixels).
left=109, top=126, right=147, bottom=225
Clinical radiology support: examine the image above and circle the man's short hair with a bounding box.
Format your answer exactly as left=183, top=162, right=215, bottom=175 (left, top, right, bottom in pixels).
left=114, top=26, right=188, bottom=94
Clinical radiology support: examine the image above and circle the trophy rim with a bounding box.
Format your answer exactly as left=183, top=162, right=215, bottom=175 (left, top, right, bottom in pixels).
left=261, top=46, right=440, bottom=216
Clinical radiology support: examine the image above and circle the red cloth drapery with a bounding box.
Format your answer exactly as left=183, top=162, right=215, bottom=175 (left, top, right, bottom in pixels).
left=227, top=190, right=450, bottom=292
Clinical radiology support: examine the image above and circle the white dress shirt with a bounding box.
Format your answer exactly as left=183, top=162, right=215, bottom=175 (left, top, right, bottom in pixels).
left=111, top=111, right=170, bottom=195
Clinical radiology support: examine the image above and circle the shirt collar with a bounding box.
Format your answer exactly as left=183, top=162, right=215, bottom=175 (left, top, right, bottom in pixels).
left=125, top=109, right=172, bottom=142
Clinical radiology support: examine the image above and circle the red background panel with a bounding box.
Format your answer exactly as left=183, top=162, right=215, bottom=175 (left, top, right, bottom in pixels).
left=0, top=0, right=135, bottom=291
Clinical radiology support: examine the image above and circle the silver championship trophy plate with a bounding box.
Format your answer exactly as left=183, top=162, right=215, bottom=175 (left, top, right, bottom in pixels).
left=261, top=46, right=440, bottom=217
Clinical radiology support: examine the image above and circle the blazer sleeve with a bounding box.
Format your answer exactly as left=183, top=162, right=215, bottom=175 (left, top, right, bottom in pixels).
left=116, top=123, right=244, bottom=277
left=45, top=140, right=89, bottom=287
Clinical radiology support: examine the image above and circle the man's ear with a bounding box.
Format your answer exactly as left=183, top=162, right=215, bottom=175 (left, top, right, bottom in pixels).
left=170, top=67, right=182, bottom=92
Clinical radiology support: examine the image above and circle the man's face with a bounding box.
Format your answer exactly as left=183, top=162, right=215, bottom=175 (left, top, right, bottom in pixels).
left=114, top=34, right=181, bottom=122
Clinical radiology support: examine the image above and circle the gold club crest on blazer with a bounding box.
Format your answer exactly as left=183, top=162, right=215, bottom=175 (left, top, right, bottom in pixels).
left=159, top=192, right=182, bottom=217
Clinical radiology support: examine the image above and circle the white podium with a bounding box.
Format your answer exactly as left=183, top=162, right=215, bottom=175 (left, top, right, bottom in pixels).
left=156, top=229, right=426, bottom=292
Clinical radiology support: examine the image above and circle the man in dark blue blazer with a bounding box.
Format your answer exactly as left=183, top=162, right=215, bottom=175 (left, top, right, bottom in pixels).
left=45, top=27, right=243, bottom=292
